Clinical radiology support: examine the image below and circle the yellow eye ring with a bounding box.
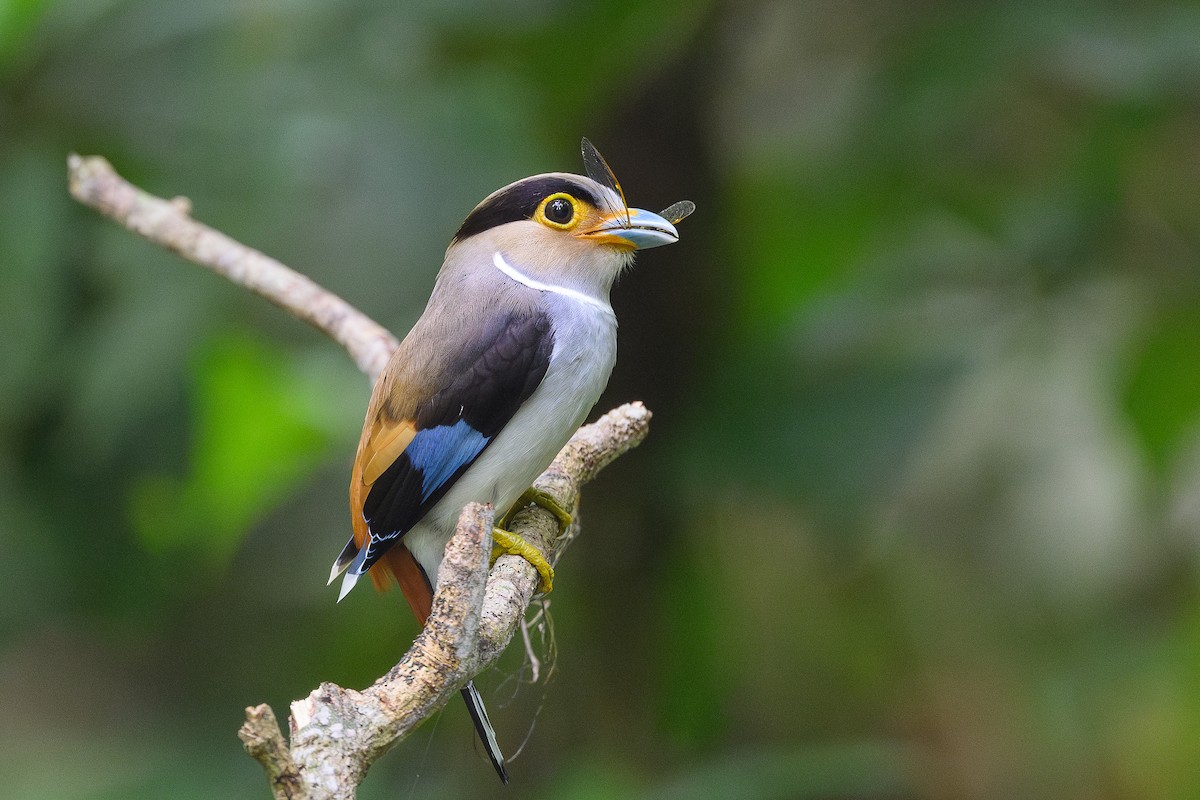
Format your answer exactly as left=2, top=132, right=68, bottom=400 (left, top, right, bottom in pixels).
left=535, top=193, right=582, bottom=230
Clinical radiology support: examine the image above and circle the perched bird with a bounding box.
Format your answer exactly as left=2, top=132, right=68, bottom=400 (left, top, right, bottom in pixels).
left=328, top=139, right=692, bottom=782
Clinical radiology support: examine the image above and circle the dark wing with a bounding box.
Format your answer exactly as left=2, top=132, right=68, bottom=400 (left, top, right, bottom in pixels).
left=336, top=310, right=553, bottom=599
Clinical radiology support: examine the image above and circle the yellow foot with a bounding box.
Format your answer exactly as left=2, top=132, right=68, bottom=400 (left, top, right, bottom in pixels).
left=491, top=527, right=555, bottom=594
left=499, top=487, right=573, bottom=533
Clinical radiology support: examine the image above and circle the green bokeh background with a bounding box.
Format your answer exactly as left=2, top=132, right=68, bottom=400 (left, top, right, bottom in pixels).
left=5, top=1, right=1200, bottom=798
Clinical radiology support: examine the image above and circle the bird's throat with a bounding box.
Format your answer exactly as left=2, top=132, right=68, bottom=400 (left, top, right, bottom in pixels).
left=492, top=252, right=615, bottom=318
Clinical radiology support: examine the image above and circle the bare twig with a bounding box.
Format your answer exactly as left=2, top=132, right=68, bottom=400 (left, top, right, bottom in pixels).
left=520, top=616, right=542, bottom=683
left=68, top=154, right=652, bottom=799
left=67, top=154, right=398, bottom=380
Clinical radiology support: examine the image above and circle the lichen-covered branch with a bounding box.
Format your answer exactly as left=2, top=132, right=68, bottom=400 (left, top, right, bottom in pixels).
left=68, top=155, right=652, bottom=799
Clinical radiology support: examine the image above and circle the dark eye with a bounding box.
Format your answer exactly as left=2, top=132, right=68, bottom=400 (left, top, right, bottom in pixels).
left=545, top=197, right=574, bottom=225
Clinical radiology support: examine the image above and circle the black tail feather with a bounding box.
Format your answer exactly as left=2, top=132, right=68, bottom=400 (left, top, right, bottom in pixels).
left=460, top=682, right=509, bottom=784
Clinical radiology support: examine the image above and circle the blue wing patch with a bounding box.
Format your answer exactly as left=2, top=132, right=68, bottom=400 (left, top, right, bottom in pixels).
left=351, top=311, right=554, bottom=583
left=405, top=419, right=491, bottom=502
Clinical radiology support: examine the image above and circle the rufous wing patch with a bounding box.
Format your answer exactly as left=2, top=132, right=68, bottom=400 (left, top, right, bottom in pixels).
left=349, top=414, right=417, bottom=594
left=362, top=418, right=417, bottom=486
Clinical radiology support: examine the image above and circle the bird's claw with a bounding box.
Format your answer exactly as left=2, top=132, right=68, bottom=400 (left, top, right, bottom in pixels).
left=499, top=487, right=573, bottom=534
left=491, top=527, right=555, bottom=594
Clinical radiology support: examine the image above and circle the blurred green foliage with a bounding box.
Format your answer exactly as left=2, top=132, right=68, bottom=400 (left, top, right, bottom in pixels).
left=5, top=1, right=1200, bottom=798
left=130, top=333, right=338, bottom=564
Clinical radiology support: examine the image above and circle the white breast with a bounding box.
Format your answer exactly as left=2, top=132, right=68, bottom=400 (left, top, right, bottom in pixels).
left=404, top=292, right=618, bottom=586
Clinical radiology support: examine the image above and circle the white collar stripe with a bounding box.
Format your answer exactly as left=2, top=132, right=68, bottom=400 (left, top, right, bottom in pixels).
left=493, top=252, right=615, bottom=318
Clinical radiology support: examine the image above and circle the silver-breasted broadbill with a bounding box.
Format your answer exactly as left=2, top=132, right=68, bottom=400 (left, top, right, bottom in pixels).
left=328, top=139, right=692, bottom=782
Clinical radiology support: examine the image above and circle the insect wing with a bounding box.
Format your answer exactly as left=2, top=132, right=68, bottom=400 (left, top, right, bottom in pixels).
left=658, top=200, right=696, bottom=225
left=581, top=137, right=631, bottom=226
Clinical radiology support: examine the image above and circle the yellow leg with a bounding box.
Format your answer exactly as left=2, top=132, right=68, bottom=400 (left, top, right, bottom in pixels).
left=498, top=487, right=573, bottom=533
left=490, top=488, right=570, bottom=595
left=491, top=527, right=555, bottom=594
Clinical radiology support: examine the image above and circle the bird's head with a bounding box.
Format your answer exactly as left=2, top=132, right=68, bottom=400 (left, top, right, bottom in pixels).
left=446, top=139, right=694, bottom=298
